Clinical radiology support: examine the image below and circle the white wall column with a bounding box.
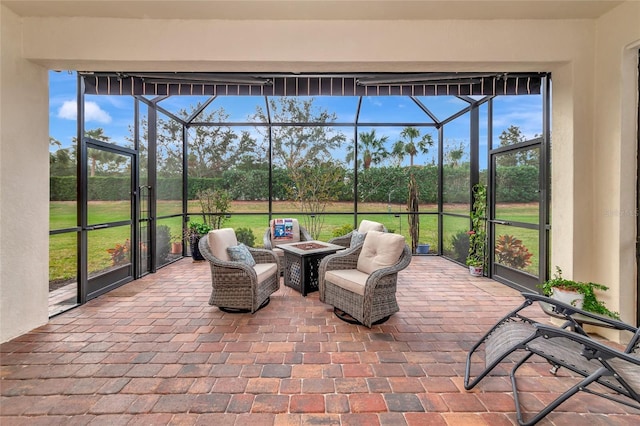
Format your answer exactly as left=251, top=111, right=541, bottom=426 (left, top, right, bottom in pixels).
left=0, top=5, right=50, bottom=342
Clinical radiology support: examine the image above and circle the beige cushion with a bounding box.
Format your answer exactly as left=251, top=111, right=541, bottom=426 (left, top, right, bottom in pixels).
left=270, top=218, right=301, bottom=244
left=325, top=269, right=369, bottom=296
left=357, top=231, right=406, bottom=275
left=208, top=228, right=238, bottom=262
left=254, top=263, right=278, bottom=283
left=358, top=220, right=385, bottom=233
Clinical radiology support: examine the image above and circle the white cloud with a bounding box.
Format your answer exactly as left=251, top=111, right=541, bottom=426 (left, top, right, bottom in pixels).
left=57, top=100, right=112, bottom=124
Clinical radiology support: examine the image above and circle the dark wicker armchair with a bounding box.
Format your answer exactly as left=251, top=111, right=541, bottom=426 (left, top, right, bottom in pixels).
left=319, top=231, right=411, bottom=328
left=199, top=228, right=280, bottom=313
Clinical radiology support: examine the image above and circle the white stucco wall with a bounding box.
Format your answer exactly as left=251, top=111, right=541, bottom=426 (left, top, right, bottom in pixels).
left=0, top=2, right=637, bottom=342
left=0, top=6, right=50, bottom=342
left=592, top=1, right=640, bottom=330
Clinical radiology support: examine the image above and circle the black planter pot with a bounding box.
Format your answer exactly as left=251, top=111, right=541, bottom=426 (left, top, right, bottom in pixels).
left=190, top=234, right=205, bottom=261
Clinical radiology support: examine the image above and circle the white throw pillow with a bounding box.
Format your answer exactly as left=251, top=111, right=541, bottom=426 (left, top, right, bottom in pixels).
left=356, top=231, right=406, bottom=275
left=358, top=220, right=385, bottom=234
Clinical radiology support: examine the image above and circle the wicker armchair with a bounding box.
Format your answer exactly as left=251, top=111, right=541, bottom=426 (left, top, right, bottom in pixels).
left=319, top=230, right=411, bottom=328
left=263, top=218, right=313, bottom=271
left=464, top=292, right=640, bottom=426
left=199, top=228, right=280, bottom=313
left=328, top=219, right=387, bottom=248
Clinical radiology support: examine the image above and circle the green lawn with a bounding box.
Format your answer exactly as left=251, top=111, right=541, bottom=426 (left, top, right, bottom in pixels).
left=50, top=200, right=540, bottom=283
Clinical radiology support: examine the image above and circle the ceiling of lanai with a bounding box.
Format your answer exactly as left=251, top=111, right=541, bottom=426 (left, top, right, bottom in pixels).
left=1, top=0, right=624, bottom=21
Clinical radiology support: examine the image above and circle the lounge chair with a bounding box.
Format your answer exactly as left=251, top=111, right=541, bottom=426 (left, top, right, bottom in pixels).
left=464, top=292, right=640, bottom=425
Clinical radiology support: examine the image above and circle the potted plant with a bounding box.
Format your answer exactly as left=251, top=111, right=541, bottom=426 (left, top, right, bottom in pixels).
left=466, top=183, right=487, bottom=276
left=539, top=267, right=620, bottom=319
left=170, top=234, right=183, bottom=254
left=185, top=222, right=212, bottom=261
left=466, top=257, right=484, bottom=276
left=186, top=188, right=231, bottom=261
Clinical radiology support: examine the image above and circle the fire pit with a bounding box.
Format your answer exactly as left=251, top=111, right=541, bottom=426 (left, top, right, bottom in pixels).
left=291, top=242, right=327, bottom=250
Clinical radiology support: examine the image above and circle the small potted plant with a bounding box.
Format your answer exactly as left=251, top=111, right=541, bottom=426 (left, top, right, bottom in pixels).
left=539, top=267, right=620, bottom=319
left=170, top=234, right=183, bottom=255
left=185, top=222, right=212, bottom=261
left=466, top=256, right=484, bottom=276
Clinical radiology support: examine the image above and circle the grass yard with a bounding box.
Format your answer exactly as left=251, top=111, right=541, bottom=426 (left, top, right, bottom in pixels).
left=49, top=200, right=541, bottom=284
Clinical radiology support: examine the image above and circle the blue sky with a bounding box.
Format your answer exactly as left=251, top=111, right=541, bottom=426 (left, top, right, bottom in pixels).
left=49, top=71, right=543, bottom=168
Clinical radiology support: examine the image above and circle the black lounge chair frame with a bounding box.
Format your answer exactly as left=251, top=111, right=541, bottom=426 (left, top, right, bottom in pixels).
left=464, top=292, right=640, bottom=426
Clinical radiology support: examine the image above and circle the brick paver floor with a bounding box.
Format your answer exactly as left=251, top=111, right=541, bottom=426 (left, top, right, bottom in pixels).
left=1, top=256, right=639, bottom=425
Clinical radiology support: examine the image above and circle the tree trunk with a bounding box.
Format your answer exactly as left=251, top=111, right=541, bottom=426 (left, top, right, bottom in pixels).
left=407, top=173, right=419, bottom=254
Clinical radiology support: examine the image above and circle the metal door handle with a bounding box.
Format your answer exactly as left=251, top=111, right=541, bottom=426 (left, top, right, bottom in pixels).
left=86, top=224, right=109, bottom=230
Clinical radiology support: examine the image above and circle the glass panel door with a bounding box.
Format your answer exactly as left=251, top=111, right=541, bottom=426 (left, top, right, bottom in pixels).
left=489, top=142, right=543, bottom=292
left=85, top=144, right=135, bottom=299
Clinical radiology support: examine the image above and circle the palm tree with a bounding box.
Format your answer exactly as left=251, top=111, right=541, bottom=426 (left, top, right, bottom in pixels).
left=392, top=126, right=434, bottom=166
left=393, top=127, right=434, bottom=254
left=346, top=129, right=389, bottom=170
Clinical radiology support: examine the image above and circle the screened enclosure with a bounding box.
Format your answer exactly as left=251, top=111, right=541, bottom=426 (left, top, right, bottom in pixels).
left=49, top=72, right=551, bottom=314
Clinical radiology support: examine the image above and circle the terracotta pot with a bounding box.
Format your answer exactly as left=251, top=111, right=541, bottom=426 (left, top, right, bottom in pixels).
left=171, top=242, right=182, bottom=254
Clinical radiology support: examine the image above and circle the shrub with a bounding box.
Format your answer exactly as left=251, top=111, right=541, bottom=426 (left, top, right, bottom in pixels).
left=107, top=239, right=130, bottom=266
left=495, top=234, right=533, bottom=269
left=332, top=224, right=355, bottom=238
left=450, top=231, right=470, bottom=264
left=236, top=227, right=256, bottom=247
left=156, top=225, right=172, bottom=264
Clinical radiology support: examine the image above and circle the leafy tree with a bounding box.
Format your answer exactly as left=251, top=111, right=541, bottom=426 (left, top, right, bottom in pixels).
left=135, top=104, right=264, bottom=179
left=50, top=136, right=61, bottom=149
left=49, top=137, right=76, bottom=176
left=293, top=162, right=346, bottom=239
left=185, top=115, right=261, bottom=178
left=253, top=97, right=346, bottom=237
left=443, top=140, right=467, bottom=167
left=82, top=128, right=128, bottom=176
left=497, top=125, right=539, bottom=167
left=346, top=129, right=389, bottom=170
left=197, top=188, right=231, bottom=230
left=392, top=126, right=434, bottom=167
left=253, top=97, right=345, bottom=172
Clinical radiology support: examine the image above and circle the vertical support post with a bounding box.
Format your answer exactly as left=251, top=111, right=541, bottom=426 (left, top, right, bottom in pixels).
left=77, top=73, right=87, bottom=304
left=540, top=75, right=552, bottom=284
left=437, top=126, right=444, bottom=255
left=182, top=123, right=189, bottom=255
left=148, top=102, right=157, bottom=273
left=353, top=97, right=362, bottom=229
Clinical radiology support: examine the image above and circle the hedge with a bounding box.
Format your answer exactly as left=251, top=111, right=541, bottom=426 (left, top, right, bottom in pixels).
left=50, top=165, right=539, bottom=203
